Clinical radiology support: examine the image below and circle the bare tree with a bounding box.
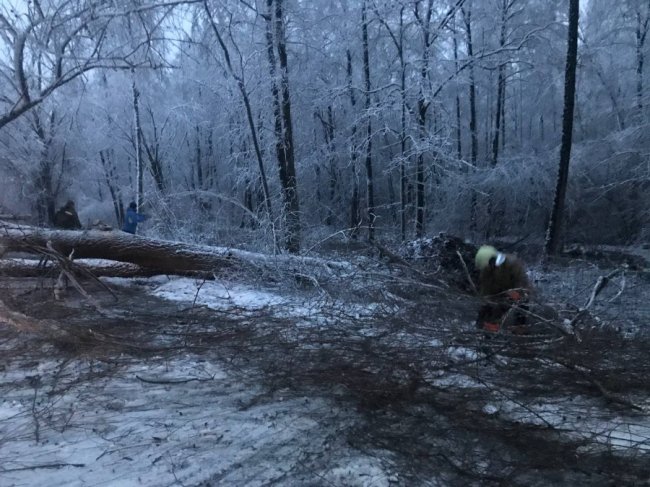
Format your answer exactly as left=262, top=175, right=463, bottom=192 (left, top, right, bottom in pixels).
left=545, top=0, right=580, bottom=255
left=99, top=149, right=125, bottom=226
left=141, top=107, right=167, bottom=194
left=131, top=74, right=145, bottom=211
left=414, top=0, right=434, bottom=238
left=315, top=106, right=338, bottom=227
left=373, top=2, right=410, bottom=241
left=362, top=0, right=376, bottom=242
left=265, top=0, right=301, bottom=253
left=29, top=103, right=69, bottom=224
left=633, top=0, right=650, bottom=115
left=452, top=14, right=463, bottom=161
left=347, top=49, right=362, bottom=239
left=0, top=0, right=643, bottom=249
left=202, top=1, right=274, bottom=235
left=413, top=0, right=466, bottom=237
left=461, top=2, right=478, bottom=166
left=491, top=0, right=519, bottom=166
left=0, top=0, right=178, bottom=130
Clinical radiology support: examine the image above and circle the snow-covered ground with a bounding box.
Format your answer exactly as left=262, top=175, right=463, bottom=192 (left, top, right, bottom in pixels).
left=0, top=277, right=400, bottom=486
left=0, top=353, right=393, bottom=486
left=2, top=264, right=649, bottom=485
left=105, top=276, right=383, bottom=323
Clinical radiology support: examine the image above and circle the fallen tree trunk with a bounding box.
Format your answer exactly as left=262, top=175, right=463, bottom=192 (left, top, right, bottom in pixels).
left=0, top=258, right=213, bottom=279
left=0, top=225, right=239, bottom=273
left=0, top=214, right=31, bottom=221
left=0, top=223, right=352, bottom=280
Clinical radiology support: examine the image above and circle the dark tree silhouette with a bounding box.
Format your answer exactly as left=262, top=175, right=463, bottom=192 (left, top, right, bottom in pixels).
left=545, top=0, right=580, bottom=255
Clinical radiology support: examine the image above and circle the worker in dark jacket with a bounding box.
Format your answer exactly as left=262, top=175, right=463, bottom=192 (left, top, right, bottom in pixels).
left=474, top=245, right=531, bottom=333
left=53, top=200, right=82, bottom=229
left=122, top=202, right=148, bottom=234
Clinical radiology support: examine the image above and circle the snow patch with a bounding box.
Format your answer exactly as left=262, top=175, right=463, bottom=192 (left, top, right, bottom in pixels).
left=500, top=398, right=650, bottom=452
left=152, top=278, right=287, bottom=310
left=483, top=403, right=499, bottom=415
left=446, top=346, right=479, bottom=362
left=323, top=456, right=391, bottom=487
left=0, top=355, right=386, bottom=486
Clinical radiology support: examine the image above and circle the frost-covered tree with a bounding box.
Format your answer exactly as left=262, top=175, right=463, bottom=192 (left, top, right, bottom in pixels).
left=0, top=0, right=646, bottom=247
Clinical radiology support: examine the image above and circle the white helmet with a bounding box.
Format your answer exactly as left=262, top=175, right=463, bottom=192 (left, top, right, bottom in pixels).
left=475, top=245, right=505, bottom=270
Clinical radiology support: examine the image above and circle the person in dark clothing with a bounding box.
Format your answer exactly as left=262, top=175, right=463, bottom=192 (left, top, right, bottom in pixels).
left=53, top=200, right=82, bottom=230
left=474, top=245, right=531, bottom=333
left=122, top=202, right=148, bottom=234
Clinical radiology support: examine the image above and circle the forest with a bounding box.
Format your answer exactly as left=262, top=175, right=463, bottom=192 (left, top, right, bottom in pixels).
left=1, top=0, right=649, bottom=485
left=0, top=0, right=647, bottom=249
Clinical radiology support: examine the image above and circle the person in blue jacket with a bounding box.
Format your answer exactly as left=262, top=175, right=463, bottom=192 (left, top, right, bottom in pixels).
left=122, top=202, right=148, bottom=234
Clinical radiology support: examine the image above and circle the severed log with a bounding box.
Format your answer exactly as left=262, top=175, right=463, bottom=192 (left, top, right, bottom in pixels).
left=0, top=225, right=239, bottom=273
left=0, top=214, right=31, bottom=221
left=0, top=258, right=214, bottom=279
left=0, top=223, right=352, bottom=280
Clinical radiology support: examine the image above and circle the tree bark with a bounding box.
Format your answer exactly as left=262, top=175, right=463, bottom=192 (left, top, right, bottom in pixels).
left=635, top=1, right=649, bottom=115
left=264, top=0, right=301, bottom=253
left=491, top=66, right=505, bottom=166
left=141, top=108, right=167, bottom=194
left=326, top=106, right=338, bottom=227
left=462, top=4, right=478, bottom=165
left=346, top=50, right=361, bottom=238
left=31, top=102, right=63, bottom=226
left=99, top=150, right=125, bottom=227
left=374, top=4, right=408, bottom=240
left=0, top=225, right=350, bottom=279
left=361, top=0, right=376, bottom=242
left=0, top=258, right=212, bottom=279
left=132, top=74, right=144, bottom=212
left=317, top=106, right=338, bottom=226
left=545, top=0, right=580, bottom=255
left=492, top=0, right=517, bottom=164
left=452, top=16, right=463, bottom=161
left=414, top=0, right=434, bottom=238
left=274, top=0, right=301, bottom=253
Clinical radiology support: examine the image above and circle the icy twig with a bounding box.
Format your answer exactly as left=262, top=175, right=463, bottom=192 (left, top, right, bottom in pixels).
left=568, top=268, right=621, bottom=333
left=608, top=272, right=626, bottom=302
left=192, top=278, right=208, bottom=308
left=29, top=375, right=41, bottom=443
left=456, top=250, right=478, bottom=295
left=1, top=463, right=85, bottom=473
left=135, top=375, right=214, bottom=384
left=544, top=357, right=643, bottom=412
